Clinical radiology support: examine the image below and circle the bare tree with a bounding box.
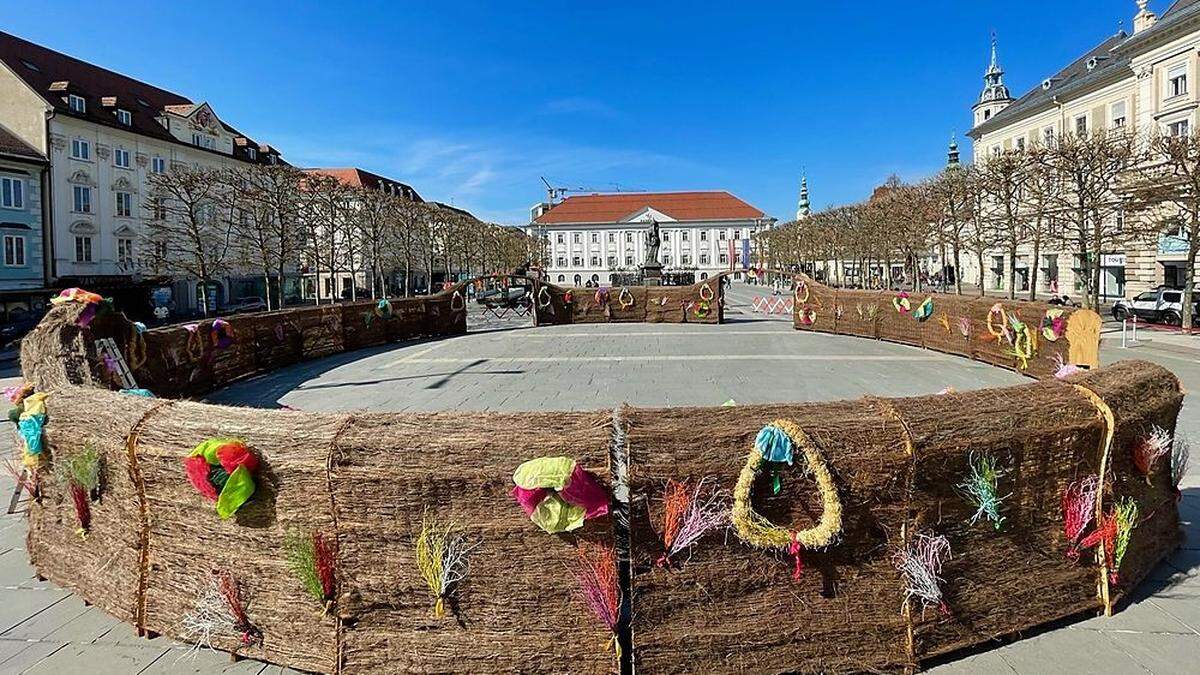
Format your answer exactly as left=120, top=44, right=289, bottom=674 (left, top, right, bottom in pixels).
left=143, top=165, right=234, bottom=316
left=1022, top=144, right=1062, bottom=301
left=300, top=173, right=353, bottom=303
left=928, top=166, right=975, bottom=295
left=977, top=149, right=1031, bottom=299
left=1124, top=129, right=1200, bottom=328
left=220, top=164, right=303, bottom=310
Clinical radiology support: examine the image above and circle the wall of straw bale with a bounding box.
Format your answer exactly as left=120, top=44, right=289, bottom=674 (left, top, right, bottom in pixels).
left=793, top=278, right=1091, bottom=379
left=16, top=295, right=1183, bottom=674
left=536, top=279, right=722, bottom=325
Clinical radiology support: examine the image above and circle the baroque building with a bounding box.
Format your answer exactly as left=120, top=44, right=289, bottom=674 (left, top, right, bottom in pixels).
left=0, top=30, right=284, bottom=318
left=965, top=0, right=1200, bottom=301
left=526, top=191, right=775, bottom=286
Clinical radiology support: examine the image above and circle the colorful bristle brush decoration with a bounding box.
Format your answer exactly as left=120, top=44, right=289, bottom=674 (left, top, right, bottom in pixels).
left=1053, top=353, right=1081, bottom=379
left=511, top=456, right=609, bottom=534
left=958, top=453, right=1008, bottom=530
left=895, top=532, right=952, bottom=617
left=210, top=319, right=235, bottom=350
left=1061, top=476, right=1099, bottom=559
left=655, top=479, right=727, bottom=567
left=12, top=389, right=48, bottom=469
left=835, top=304, right=845, bottom=320
left=219, top=571, right=262, bottom=646
left=285, top=528, right=338, bottom=614
left=957, top=316, right=971, bottom=338
left=913, top=297, right=934, bottom=322
left=1172, top=436, right=1190, bottom=500
left=865, top=303, right=879, bottom=321
left=182, top=439, right=259, bottom=519
left=1076, top=497, right=1139, bottom=584
left=1005, top=314, right=1036, bottom=370
left=798, top=307, right=816, bottom=325
left=181, top=571, right=261, bottom=655
left=415, top=510, right=476, bottom=618
left=55, top=445, right=101, bottom=539
left=938, top=314, right=951, bottom=334
left=1131, top=425, right=1171, bottom=484
left=574, top=542, right=621, bottom=658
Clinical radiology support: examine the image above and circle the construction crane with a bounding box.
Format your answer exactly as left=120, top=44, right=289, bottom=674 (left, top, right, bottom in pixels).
left=540, top=177, right=644, bottom=203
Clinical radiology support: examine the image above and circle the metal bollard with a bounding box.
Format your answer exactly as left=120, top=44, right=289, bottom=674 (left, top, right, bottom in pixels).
left=1122, top=319, right=1128, bottom=348
left=1131, top=315, right=1139, bottom=343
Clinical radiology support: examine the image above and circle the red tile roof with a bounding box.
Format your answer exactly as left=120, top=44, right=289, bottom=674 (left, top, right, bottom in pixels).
left=0, top=30, right=280, bottom=165
left=302, top=168, right=422, bottom=201
left=533, top=191, right=765, bottom=224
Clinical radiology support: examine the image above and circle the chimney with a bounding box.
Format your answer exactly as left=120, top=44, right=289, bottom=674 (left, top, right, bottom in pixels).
left=1134, top=0, right=1157, bottom=34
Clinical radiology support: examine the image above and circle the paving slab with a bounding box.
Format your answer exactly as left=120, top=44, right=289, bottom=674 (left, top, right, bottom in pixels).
left=0, top=639, right=66, bottom=671
left=991, top=627, right=1146, bottom=674
left=21, top=641, right=170, bottom=674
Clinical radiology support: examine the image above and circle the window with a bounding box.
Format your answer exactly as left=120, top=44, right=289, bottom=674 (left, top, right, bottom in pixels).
left=572, top=255, right=582, bottom=267
left=556, top=233, right=564, bottom=244
left=153, top=240, right=167, bottom=261
left=115, top=191, right=133, bottom=217
left=556, top=256, right=566, bottom=267
left=733, top=229, right=741, bottom=239
left=984, top=109, right=992, bottom=121
left=625, top=232, right=633, bottom=243
left=606, top=256, right=616, bottom=268
left=572, top=233, right=581, bottom=244
left=74, top=236, right=93, bottom=262
left=72, top=185, right=91, bottom=213
left=662, top=231, right=670, bottom=241
left=1164, top=291, right=1182, bottom=303
left=1169, top=119, right=1190, bottom=137
left=699, top=230, right=708, bottom=242
left=991, top=145, right=1001, bottom=157
left=70, top=138, right=90, bottom=160
left=590, top=256, right=599, bottom=267
left=1168, top=63, right=1188, bottom=98
left=1, top=176, right=24, bottom=209
left=1042, top=126, right=1055, bottom=143
left=68, top=94, right=86, bottom=113
left=700, top=253, right=710, bottom=265
left=149, top=196, right=167, bottom=220
left=624, top=255, right=633, bottom=266
left=151, top=156, right=166, bottom=174
left=681, top=254, right=691, bottom=265
left=1111, top=101, right=1127, bottom=128
left=114, top=147, right=131, bottom=168
left=557, top=275, right=565, bottom=282
left=117, top=237, right=134, bottom=265
left=607, top=232, right=615, bottom=243
left=1015, top=137, right=1025, bottom=151
left=590, top=232, right=598, bottom=243
left=719, top=230, right=727, bottom=241
left=191, top=133, right=216, bottom=150
left=3, top=234, right=25, bottom=266
left=246, top=148, right=257, bottom=160
left=1075, top=115, right=1088, bottom=136
left=663, top=255, right=672, bottom=266
left=116, top=109, right=132, bottom=126
left=681, top=231, right=689, bottom=242
left=719, top=253, right=728, bottom=265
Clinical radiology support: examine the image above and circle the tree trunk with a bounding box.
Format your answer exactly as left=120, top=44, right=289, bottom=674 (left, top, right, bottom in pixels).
left=952, top=242, right=963, bottom=295
left=1028, top=229, right=1041, bottom=303
left=976, top=249, right=986, bottom=297
left=263, top=272, right=273, bottom=310
left=1185, top=208, right=1198, bottom=330
left=1007, top=244, right=1017, bottom=301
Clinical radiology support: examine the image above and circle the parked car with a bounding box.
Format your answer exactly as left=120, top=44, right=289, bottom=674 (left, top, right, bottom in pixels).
left=224, top=297, right=268, bottom=314
left=0, top=310, right=46, bottom=349
left=1112, top=287, right=1198, bottom=325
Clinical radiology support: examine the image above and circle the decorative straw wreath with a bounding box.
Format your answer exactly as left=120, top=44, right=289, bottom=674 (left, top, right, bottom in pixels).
left=618, top=287, right=635, bottom=309
left=794, top=279, right=809, bottom=304
left=699, top=283, right=715, bottom=302
left=732, top=420, right=843, bottom=580
left=594, top=288, right=610, bottom=306
left=450, top=290, right=466, bottom=312
left=537, top=285, right=553, bottom=309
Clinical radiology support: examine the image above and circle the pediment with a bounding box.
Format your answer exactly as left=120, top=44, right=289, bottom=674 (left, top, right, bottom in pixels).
left=621, top=206, right=676, bottom=223
left=68, top=169, right=94, bottom=185
left=113, top=224, right=137, bottom=237
left=69, top=220, right=97, bottom=234
left=112, top=176, right=135, bottom=191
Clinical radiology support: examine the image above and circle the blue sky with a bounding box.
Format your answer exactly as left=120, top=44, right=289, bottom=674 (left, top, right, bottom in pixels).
left=6, top=0, right=1156, bottom=223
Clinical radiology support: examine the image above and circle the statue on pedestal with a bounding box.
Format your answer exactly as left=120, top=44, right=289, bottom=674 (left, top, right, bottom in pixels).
left=643, top=220, right=661, bottom=266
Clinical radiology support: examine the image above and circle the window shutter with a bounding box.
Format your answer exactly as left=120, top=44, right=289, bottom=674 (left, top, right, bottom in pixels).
left=1092, top=106, right=1105, bottom=130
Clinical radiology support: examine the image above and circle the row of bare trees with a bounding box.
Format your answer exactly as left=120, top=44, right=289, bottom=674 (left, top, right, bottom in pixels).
left=141, top=164, right=530, bottom=314
left=758, top=128, right=1200, bottom=328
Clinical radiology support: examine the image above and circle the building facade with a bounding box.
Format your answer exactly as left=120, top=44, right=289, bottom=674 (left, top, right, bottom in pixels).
left=965, top=0, right=1200, bottom=301
left=0, top=30, right=283, bottom=318
left=0, top=122, right=48, bottom=322
left=527, top=191, right=775, bottom=286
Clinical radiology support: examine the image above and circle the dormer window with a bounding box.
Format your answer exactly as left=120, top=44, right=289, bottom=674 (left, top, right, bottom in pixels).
left=20, top=59, right=39, bottom=72
left=1167, top=63, right=1188, bottom=99
left=68, top=94, right=86, bottom=113
left=116, top=109, right=132, bottom=126
left=247, top=147, right=257, bottom=160
left=1041, top=79, right=1053, bottom=91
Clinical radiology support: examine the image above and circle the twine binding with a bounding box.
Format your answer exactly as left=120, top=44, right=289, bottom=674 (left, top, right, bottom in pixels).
left=1069, top=383, right=1117, bottom=616
left=325, top=414, right=354, bottom=675
left=124, top=399, right=175, bottom=636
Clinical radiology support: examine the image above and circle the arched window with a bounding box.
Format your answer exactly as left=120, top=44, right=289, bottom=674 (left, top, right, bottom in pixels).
left=557, top=275, right=565, bottom=282
left=573, top=274, right=582, bottom=286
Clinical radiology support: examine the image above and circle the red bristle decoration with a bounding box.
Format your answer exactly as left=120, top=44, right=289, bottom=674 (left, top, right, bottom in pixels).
left=1077, top=514, right=1117, bottom=571
left=313, top=532, right=337, bottom=600
left=218, top=572, right=261, bottom=646
left=69, top=482, right=91, bottom=535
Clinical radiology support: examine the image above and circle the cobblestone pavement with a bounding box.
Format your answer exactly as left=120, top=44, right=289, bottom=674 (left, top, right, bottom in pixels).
left=0, top=290, right=1197, bottom=673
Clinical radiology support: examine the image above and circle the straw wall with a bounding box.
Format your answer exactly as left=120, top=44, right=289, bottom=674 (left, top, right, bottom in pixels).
left=792, top=277, right=1099, bottom=379
left=536, top=279, right=722, bottom=325
left=15, top=296, right=1183, bottom=674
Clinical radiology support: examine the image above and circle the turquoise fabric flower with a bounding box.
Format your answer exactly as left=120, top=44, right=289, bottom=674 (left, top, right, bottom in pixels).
left=755, top=424, right=793, bottom=464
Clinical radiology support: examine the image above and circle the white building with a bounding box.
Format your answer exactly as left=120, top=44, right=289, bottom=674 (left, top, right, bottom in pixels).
left=965, top=0, right=1200, bottom=300
left=0, top=30, right=283, bottom=317
left=527, top=191, right=775, bottom=286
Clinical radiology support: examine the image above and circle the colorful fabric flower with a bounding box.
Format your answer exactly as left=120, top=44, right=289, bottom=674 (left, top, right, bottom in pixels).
left=511, top=456, right=609, bottom=533
left=755, top=423, right=794, bottom=464
left=1041, top=309, right=1067, bottom=342
left=913, top=297, right=934, bottom=322
left=183, top=439, right=259, bottom=519
left=893, top=292, right=911, bottom=314
left=210, top=319, right=235, bottom=350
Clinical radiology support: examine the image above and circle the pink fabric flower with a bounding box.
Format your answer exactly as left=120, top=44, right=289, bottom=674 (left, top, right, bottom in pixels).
left=559, top=465, right=610, bottom=519
left=511, top=486, right=548, bottom=517
left=183, top=455, right=219, bottom=501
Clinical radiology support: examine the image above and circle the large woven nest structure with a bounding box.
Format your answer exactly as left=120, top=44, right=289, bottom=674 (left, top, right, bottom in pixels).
left=10, top=280, right=1184, bottom=674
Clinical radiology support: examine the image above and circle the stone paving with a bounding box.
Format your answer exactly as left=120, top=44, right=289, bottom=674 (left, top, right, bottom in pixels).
left=0, top=288, right=1197, bottom=673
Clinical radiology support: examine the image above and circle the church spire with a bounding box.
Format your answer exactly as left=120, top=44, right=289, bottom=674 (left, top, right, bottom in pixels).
left=972, top=32, right=1013, bottom=127
left=796, top=176, right=811, bottom=221
left=947, top=135, right=960, bottom=169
